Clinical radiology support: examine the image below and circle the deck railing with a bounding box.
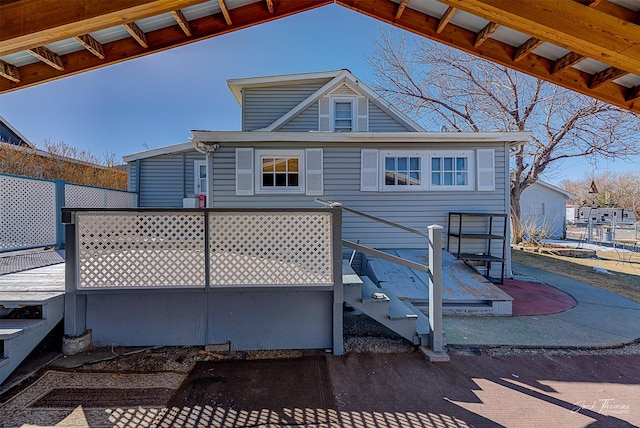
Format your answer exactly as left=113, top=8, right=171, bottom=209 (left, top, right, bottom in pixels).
left=315, top=198, right=444, bottom=353
left=64, top=208, right=340, bottom=290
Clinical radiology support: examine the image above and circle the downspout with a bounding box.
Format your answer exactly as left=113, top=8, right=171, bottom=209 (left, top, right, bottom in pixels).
left=193, top=139, right=219, bottom=208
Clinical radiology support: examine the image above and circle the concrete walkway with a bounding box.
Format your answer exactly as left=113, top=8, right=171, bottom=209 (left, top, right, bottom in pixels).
left=444, top=262, right=640, bottom=348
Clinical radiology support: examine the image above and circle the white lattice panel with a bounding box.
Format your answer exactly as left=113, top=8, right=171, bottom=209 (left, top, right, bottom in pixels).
left=77, top=212, right=206, bottom=288
left=105, top=190, right=137, bottom=208
left=208, top=212, right=333, bottom=286
left=0, top=175, right=56, bottom=251
left=65, top=185, right=137, bottom=208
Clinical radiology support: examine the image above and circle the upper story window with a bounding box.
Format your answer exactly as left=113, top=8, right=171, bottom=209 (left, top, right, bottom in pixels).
left=334, top=100, right=353, bottom=132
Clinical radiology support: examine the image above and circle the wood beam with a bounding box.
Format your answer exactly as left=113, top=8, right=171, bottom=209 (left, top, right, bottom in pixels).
left=575, top=0, right=603, bottom=6
left=395, top=0, right=408, bottom=20
left=436, top=6, right=456, bottom=34
left=336, top=0, right=639, bottom=113
left=551, top=52, right=585, bottom=74
left=513, top=38, right=543, bottom=62
left=627, top=85, right=640, bottom=102
left=0, top=0, right=332, bottom=94
left=0, top=60, right=20, bottom=82
left=218, top=0, right=233, bottom=25
left=265, top=0, right=274, bottom=14
left=27, top=46, right=64, bottom=70
left=73, top=34, right=105, bottom=60
left=578, top=0, right=639, bottom=22
left=474, top=22, right=499, bottom=48
left=437, top=0, right=640, bottom=75
left=0, top=0, right=209, bottom=56
left=589, top=67, right=628, bottom=88
left=171, top=10, right=192, bottom=36
left=124, top=22, right=149, bottom=48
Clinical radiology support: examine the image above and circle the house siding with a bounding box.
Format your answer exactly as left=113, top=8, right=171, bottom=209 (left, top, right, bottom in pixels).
left=135, top=150, right=205, bottom=207
left=520, top=182, right=568, bottom=239
left=211, top=142, right=508, bottom=250
left=243, top=83, right=328, bottom=131
left=368, top=103, right=414, bottom=132
left=278, top=103, right=319, bottom=132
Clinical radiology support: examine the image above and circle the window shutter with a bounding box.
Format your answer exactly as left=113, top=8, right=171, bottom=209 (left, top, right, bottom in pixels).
left=318, top=96, right=330, bottom=131
left=305, top=148, right=323, bottom=196
left=356, top=96, right=368, bottom=132
left=235, top=148, right=254, bottom=195
left=476, top=149, right=495, bottom=191
left=360, top=149, right=379, bottom=191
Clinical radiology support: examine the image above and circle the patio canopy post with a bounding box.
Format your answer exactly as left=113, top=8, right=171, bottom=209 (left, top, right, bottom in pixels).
left=428, top=225, right=444, bottom=353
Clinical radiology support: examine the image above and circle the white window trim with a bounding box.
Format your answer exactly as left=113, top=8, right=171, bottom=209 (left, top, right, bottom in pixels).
left=377, top=150, right=475, bottom=192
left=254, top=149, right=305, bottom=194
left=330, top=96, right=356, bottom=132
left=428, top=150, right=474, bottom=191
left=194, top=160, right=207, bottom=195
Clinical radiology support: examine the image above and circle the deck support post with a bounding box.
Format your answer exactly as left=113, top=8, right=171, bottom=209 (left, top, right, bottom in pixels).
left=62, top=213, right=88, bottom=344
left=428, top=225, right=444, bottom=353
left=331, top=207, right=344, bottom=356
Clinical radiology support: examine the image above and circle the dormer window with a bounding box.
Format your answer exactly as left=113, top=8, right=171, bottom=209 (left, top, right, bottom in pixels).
left=334, top=100, right=353, bottom=132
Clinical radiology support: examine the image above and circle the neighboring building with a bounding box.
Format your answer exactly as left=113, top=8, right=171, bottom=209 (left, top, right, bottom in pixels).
left=124, top=70, right=530, bottom=275
left=520, top=181, right=575, bottom=239
left=0, top=114, right=32, bottom=147
left=567, top=206, right=637, bottom=225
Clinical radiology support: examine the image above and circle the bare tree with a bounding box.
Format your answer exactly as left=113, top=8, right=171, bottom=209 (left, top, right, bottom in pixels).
left=561, top=172, right=640, bottom=218
left=369, top=31, right=640, bottom=243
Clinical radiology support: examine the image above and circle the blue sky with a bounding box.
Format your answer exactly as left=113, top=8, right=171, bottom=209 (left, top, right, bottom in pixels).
left=0, top=4, right=636, bottom=185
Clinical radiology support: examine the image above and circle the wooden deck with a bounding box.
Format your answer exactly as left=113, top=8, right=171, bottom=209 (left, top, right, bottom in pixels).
left=363, top=249, right=513, bottom=315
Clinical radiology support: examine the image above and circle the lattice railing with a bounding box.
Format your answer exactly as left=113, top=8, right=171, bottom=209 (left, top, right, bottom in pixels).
left=0, top=174, right=57, bottom=251
left=73, top=209, right=335, bottom=290
left=65, top=184, right=137, bottom=208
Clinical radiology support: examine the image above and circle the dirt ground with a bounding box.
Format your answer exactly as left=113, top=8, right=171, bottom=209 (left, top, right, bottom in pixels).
left=512, top=248, right=640, bottom=303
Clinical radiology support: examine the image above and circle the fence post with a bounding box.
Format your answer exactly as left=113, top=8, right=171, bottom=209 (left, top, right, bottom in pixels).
left=428, top=225, right=443, bottom=353
left=54, top=179, right=65, bottom=248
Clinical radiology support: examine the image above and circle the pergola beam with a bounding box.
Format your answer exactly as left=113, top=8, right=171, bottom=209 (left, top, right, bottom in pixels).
left=395, top=0, right=409, bottom=20
left=337, top=0, right=640, bottom=113
left=436, top=6, right=456, bottom=34
left=265, top=0, right=274, bottom=14
left=437, top=0, right=640, bottom=75
left=74, top=34, right=105, bottom=60
left=218, top=0, right=233, bottom=25
left=0, top=0, right=209, bottom=56
left=513, top=38, right=543, bottom=62
left=551, top=52, right=585, bottom=74
left=0, top=0, right=332, bottom=94
left=27, top=46, right=64, bottom=70
left=0, top=60, right=20, bottom=83
left=171, top=10, right=192, bottom=37
left=589, top=67, right=628, bottom=89
left=474, top=22, right=499, bottom=48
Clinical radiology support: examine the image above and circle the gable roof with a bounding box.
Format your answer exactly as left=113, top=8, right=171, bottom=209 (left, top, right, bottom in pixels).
left=227, top=69, right=425, bottom=133
left=0, top=114, right=33, bottom=147
left=531, top=180, right=576, bottom=199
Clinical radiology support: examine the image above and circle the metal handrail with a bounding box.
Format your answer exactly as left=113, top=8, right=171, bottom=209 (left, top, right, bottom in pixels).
left=314, top=198, right=429, bottom=239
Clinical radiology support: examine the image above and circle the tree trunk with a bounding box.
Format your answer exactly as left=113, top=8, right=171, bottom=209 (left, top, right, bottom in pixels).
left=510, top=186, right=524, bottom=244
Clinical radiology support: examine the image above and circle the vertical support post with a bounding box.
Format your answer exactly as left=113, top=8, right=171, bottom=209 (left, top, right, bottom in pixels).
left=331, top=207, right=344, bottom=356
left=206, top=152, right=214, bottom=208
left=62, top=212, right=86, bottom=337
left=428, top=225, right=443, bottom=353
left=54, top=179, right=65, bottom=248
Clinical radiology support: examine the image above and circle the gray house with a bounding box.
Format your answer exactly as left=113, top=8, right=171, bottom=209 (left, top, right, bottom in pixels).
left=124, top=69, right=531, bottom=276
left=520, top=181, right=575, bottom=239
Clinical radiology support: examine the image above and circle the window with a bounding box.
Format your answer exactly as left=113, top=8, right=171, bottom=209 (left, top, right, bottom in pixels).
left=431, top=156, right=468, bottom=188
left=384, top=156, right=421, bottom=187
left=261, top=156, right=299, bottom=188
left=365, top=149, right=480, bottom=192
left=254, top=150, right=305, bottom=194
left=334, top=100, right=353, bottom=132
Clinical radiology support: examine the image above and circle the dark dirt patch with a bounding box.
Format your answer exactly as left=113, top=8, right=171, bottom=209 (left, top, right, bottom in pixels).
left=166, top=356, right=336, bottom=426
